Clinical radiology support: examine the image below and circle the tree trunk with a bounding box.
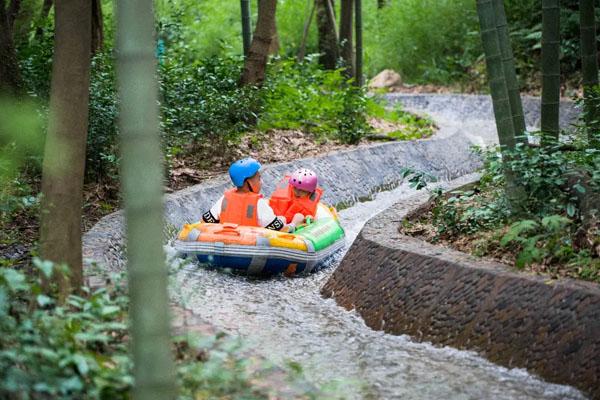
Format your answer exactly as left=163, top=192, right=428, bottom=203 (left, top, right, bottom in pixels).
left=579, top=0, right=600, bottom=147
left=316, top=0, right=338, bottom=69
left=354, top=0, right=362, bottom=85
left=297, top=0, right=316, bottom=61
left=116, top=0, right=177, bottom=398
left=493, top=0, right=526, bottom=141
left=339, top=0, right=353, bottom=77
left=540, top=0, right=561, bottom=144
left=241, top=0, right=277, bottom=86
left=0, top=0, right=22, bottom=94
left=39, top=0, right=91, bottom=298
left=240, top=0, right=252, bottom=56
left=91, top=0, right=103, bottom=54
left=477, top=0, right=526, bottom=212
left=269, top=23, right=280, bottom=54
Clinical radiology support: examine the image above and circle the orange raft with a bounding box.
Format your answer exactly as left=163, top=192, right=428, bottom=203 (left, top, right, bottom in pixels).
left=174, top=203, right=345, bottom=275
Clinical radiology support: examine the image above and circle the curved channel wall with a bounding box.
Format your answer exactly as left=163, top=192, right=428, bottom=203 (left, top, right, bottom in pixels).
left=321, top=176, right=600, bottom=399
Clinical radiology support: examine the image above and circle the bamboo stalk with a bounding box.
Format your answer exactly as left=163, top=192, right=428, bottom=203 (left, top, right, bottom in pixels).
left=241, top=0, right=252, bottom=57
left=493, top=0, right=527, bottom=141
left=477, top=0, right=516, bottom=149
left=579, top=0, right=600, bottom=146
left=541, top=0, right=561, bottom=143
left=354, top=0, right=362, bottom=85
left=477, top=0, right=526, bottom=212
left=116, top=0, right=177, bottom=398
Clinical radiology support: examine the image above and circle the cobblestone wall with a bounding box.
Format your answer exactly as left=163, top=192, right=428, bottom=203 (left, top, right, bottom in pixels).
left=322, top=177, right=600, bottom=399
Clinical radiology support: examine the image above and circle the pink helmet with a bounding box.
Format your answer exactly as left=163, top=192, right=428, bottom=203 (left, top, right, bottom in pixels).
left=289, top=168, right=318, bottom=192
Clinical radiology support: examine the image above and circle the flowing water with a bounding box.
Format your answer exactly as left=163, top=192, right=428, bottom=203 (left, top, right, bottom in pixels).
left=167, top=183, right=586, bottom=400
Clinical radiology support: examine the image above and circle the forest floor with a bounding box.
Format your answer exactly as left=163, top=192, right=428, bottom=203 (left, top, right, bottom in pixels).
left=2, top=114, right=435, bottom=270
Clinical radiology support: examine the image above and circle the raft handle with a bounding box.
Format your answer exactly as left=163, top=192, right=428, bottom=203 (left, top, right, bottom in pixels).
left=215, top=225, right=241, bottom=236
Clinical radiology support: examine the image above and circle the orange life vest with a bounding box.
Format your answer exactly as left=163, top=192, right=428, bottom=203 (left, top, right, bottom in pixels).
left=269, top=178, right=323, bottom=222
left=220, top=188, right=261, bottom=226
left=269, top=177, right=293, bottom=217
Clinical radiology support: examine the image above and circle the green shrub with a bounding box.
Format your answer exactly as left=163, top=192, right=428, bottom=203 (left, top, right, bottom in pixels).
left=0, top=262, right=132, bottom=399
left=156, top=0, right=244, bottom=59
left=260, top=58, right=372, bottom=143
left=159, top=52, right=262, bottom=148
left=0, top=261, right=325, bottom=399
left=499, top=215, right=575, bottom=268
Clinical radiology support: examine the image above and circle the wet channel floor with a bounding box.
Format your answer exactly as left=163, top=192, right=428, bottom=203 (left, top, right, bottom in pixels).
left=168, top=183, right=586, bottom=400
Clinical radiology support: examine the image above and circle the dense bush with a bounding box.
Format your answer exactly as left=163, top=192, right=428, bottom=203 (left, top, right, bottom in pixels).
left=259, top=58, right=371, bottom=143
left=159, top=52, right=262, bottom=148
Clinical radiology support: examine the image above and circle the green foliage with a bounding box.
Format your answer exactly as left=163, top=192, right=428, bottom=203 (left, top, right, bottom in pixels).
left=383, top=106, right=437, bottom=140
left=17, top=25, right=55, bottom=99
left=429, top=187, right=511, bottom=238
left=399, top=167, right=438, bottom=190
left=259, top=58, right=372, bottom=143
left=363, top=0, right=481, bottom=83
left=499, top=141, right=600, bottom=217
left=0, top=261, right=328, bottom=399
left=156, top=0, right=244, bottom=59
left=0, top=262, right=132, bottom=399
left=87, top=52, right=119, bottom=182
left=500, top=215, right=575, bottom=268
left=159, top=51, right=262, bottom=147
left=0, top=98, right=44, bottom=179
left=276, top=0, right=319, bottom=58
left=0, top=98, right=44, bottom=242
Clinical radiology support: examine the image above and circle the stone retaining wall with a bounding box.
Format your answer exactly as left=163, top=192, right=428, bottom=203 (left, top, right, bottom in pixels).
left=321, top=175, right=600, bottom=399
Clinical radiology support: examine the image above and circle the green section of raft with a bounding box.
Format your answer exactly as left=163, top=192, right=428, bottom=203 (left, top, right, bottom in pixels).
left=296, top=217, right=345, bottom=251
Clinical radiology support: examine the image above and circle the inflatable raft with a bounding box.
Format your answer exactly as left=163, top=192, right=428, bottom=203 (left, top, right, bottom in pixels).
left=174, top=203, right=345, bottom=275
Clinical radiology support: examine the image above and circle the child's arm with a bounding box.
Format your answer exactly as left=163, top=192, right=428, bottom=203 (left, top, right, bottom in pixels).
left=201, top=195, right=224, bottom=223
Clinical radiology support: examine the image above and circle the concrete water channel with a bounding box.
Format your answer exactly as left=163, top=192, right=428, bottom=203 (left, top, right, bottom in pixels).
left=84, top=94, right=586, bottom=399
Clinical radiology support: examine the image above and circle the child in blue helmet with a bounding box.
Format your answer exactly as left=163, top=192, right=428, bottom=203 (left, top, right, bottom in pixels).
left=202, top=158, right=304, bottom=231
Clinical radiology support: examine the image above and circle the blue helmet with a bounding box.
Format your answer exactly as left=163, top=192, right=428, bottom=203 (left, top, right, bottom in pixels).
left=229, top=158, right=261, bottom=187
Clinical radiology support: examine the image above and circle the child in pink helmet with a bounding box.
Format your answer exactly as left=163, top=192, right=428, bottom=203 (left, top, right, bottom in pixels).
left=269, top=168, right=323, bottom=223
